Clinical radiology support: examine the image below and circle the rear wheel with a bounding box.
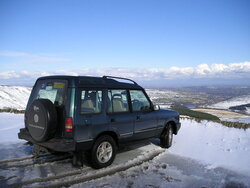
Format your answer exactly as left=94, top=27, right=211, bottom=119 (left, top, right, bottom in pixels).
left=160, top=124, right=173, bottom=148
left=90, top=135, right=117, bottom=169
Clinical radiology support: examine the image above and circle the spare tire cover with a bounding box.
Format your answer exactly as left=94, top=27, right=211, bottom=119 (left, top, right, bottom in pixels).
left=26, top=99, right=57, bottom=142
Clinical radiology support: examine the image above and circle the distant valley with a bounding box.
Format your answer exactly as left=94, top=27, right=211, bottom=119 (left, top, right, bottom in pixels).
left=1, top=85, right=250, bottom=121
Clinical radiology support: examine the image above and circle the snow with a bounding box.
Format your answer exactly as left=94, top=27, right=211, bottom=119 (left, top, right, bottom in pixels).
left=170, top=117, right=250, bottom=175
left=246, top=107, right=250, bottom=114
left=76, top=117, right=250, bottom=187
left=0, top=113, right=250, bottom=187
left=0, top=113, right=29, bottom=160
left=0, top=86, right=31, bottom=110
left=229, top=117, right=250, bottom=124
left=0, top=113, right=25, bottom=143
left=211, top=94, right=250, bottom=109
left=0, top=113, right=250, bottom=173
left=77, top=152, right=250, bottom=188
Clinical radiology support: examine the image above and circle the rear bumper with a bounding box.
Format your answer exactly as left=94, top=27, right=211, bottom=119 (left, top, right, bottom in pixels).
left=18, top=128, right=75, bottom=152
left=18, top=128, right=94, bottom=152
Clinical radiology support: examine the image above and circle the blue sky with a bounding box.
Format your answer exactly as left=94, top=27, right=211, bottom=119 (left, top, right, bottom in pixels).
left=0, top=0, right=250, bottom=86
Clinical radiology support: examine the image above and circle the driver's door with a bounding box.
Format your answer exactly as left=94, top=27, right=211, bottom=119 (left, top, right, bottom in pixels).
left=130, top=90, right=158, bottom=140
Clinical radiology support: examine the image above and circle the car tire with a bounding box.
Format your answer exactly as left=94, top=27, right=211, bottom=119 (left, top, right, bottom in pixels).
left=90, top=135, right=117, bottom=169
left=26, top=99, right=57, bottom=142
left=160, top=124, right=173, bottom=149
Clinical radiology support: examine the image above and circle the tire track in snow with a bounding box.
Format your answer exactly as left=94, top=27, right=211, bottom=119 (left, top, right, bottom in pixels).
left=0, top=156, right=34, bottom=164
left=0, top=153, right=72, bottom=168
left=9, top=149, right=164, bottom=188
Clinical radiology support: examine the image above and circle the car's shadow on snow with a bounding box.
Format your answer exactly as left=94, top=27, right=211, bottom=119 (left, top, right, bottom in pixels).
left=117, top=138, right=161, bottom=153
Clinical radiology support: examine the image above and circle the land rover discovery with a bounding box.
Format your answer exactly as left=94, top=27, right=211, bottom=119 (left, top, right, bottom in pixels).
left=18, top=75, right=181, bottom=168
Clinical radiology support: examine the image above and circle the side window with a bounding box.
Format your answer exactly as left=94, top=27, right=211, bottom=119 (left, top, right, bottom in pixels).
left=81, top=90, right=102, bottom=114
left=130, top=90, right=151, bottom=111
left=108, top=89, right=129, bottom=113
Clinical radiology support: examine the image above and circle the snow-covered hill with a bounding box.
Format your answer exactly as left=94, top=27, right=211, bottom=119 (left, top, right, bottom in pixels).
left=210, top=95, right=250, bottom=110
left=0, top=86, right=31, bottom=110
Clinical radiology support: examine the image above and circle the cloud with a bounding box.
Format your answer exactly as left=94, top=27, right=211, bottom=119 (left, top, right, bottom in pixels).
left=0, top=51, right=29, bottom=57
left=163, top=62, right=250, bottom=79
left=0, top=61, right=250, bottom=86
left=0, top=51, right=70, bottom=63
left=0, top=71, right=20, bottom=79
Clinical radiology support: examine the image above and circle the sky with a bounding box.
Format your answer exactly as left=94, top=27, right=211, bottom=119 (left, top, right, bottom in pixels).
left=0, top=0, right=250, bottom=86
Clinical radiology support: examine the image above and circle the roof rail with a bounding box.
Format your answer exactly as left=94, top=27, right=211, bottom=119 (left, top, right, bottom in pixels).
left=103, top=75, right=138, bottom=85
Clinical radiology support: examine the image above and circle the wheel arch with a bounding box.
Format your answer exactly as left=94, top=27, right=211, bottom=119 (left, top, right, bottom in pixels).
left=94, top=131, right=119, bottom=147
left=163, top=121, right=177, bottom=135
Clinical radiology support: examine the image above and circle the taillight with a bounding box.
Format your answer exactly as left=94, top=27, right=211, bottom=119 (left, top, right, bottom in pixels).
left=65, top=117, right=73, bottom=133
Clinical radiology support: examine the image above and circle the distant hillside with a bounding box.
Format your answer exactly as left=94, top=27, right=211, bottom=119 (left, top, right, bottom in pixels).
left=210, top=95, right=250, bottom=110
left=0, top=86, right=31, bottom=111
left=229, top=103, right=250, bottom=115
left=1, top=85, right=250, bottom=116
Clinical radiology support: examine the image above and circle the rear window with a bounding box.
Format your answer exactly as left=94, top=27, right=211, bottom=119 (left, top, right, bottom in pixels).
left=28, top=80, right=67, bottom=106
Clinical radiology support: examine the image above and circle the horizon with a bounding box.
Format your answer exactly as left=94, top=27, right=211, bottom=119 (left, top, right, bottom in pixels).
left=1, top=0, right=249, bottom=86
left=1, top=78, right=250, bottom=88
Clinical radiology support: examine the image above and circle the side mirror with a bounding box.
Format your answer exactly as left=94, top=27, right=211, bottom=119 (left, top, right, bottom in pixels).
left=153, top=105, right=160, bottom=111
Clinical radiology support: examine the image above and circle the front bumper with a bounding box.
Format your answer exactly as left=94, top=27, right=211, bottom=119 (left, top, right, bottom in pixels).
left=18, top=128, right=75, bottom=152
left=175, top=122, right=181, bottom=134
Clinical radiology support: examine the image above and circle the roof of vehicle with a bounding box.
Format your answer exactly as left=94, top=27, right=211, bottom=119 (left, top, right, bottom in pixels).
left=37, top=75, right=143, bottom=89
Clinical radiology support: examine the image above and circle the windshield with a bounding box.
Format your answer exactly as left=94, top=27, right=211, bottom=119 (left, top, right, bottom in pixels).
left=27, top=79, right=67, bottom=107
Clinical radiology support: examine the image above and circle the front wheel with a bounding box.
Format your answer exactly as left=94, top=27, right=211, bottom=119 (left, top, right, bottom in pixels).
left=160, top=124, right=173, bottom=148
left=90, top=135, right=117, bottom=169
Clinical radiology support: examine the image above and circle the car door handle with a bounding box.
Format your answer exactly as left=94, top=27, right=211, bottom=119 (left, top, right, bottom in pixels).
left=111, top=118, right=116, bottom=123
left=136, top=116, right=141, bottom=120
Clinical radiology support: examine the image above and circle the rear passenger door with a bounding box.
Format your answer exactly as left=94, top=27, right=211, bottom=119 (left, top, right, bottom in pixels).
left=129, top=90, right=158, bottom=139
left=107, top=89, right=134, bottom=141
left=74, top=89, right=106, bottom=142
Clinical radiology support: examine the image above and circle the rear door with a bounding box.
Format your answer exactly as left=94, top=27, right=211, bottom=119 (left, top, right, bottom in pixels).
left=26, top=79, right=68, bottom=137
left=74, top=89, right=106, bottom=143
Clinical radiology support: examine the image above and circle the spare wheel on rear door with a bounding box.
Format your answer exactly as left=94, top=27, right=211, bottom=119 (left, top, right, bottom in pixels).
left=26, top=99, right=57, bottom=142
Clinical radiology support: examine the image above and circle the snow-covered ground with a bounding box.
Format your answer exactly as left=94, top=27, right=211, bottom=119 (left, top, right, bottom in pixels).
left=171, top=118, right=250, bottom=175
left=78, top=151, right=250, bottom=188
left=0, top=113, right=32, bottom=160
left=74, top=117, right=250, bottom=188
left=233, top=117, right=250, bottom=124
left=0, top=86, right=31, bottom=110
left=0, top=113, right=25, bottom=143
left=0, top=113, right=250, bottom=187
left=210, top=94, right=250, bottom=110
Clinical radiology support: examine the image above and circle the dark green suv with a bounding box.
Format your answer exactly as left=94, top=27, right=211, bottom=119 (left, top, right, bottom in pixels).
left=18, top=75, right=181, bottom=168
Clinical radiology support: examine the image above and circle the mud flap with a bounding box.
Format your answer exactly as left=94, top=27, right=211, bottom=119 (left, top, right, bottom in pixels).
left=72, top=152, right=84, bottom=167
